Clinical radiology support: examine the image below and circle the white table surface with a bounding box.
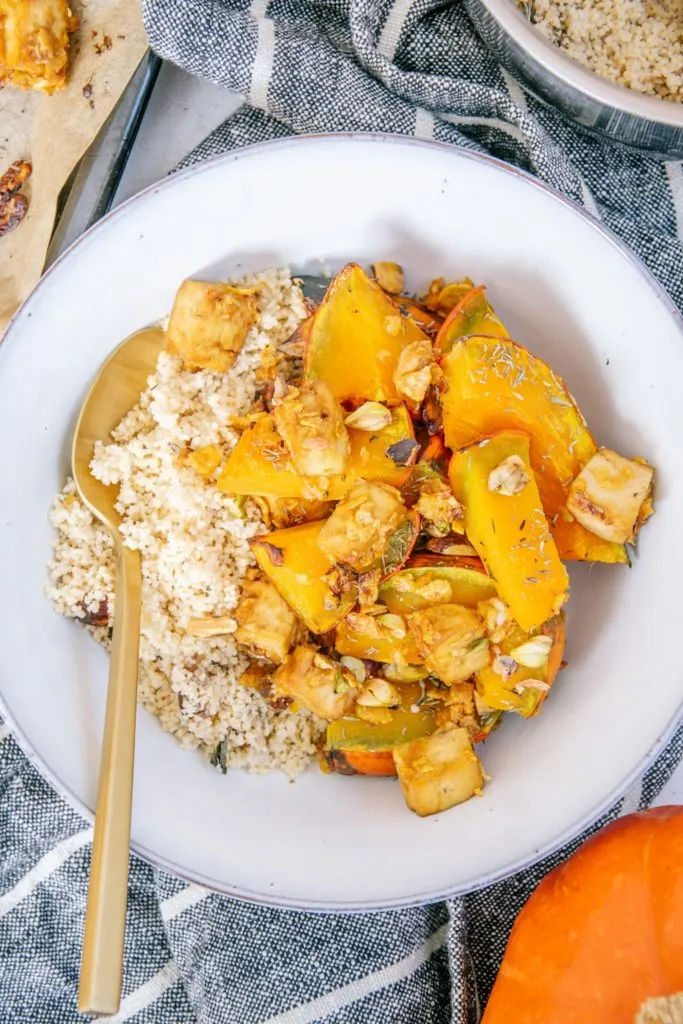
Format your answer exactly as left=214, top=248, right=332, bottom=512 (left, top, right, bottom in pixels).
left=111, top=60, right=683, bottom=808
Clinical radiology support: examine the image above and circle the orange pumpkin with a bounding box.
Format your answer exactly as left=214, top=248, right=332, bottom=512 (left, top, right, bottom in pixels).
left=441, top=333, right=627, bottom=564
left=304, top=263, right=429, bottom=403
left=483, top=807, right=683, bottom=1024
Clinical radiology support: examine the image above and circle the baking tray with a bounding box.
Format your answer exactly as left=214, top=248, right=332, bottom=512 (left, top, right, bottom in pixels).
left=45, top=50, right=161, bottom=268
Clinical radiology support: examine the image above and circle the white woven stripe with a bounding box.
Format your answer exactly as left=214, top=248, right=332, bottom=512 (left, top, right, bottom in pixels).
left=441, top=112, right=526, bottom=146
left=0, top=829, right=92, bottom=919
left=666, top=162, right=683, bottom=240
left=0, top=723, right=10, bottom=743
left=261, top=923, right=449, bottom=1024
left=619, top=776, right=644, bottom=816
left=377, top=0, right=415, bottom=60
left=414, top=107, right=435, bottom=140
left=249, top=2, right=276, bottom=110
left=501, top=68, right=526, bottom=111
left=579, top=178, right=601, bottom=219
left=160, top=884, right=209, bottom=923
left=107, top=962, right=182, bottom=1023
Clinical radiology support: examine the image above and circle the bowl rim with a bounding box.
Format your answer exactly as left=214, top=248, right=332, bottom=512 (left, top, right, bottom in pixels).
left=3, top=131, right=683, bottom=911
left=473, top=0, right=683, bottom=128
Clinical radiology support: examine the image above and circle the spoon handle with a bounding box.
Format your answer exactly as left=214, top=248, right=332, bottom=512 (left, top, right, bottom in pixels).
left=78, top=543, right=142, bottom=1015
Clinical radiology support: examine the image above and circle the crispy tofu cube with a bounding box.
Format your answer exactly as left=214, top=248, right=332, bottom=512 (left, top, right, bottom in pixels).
left=317, top=480, right=406, bottom=572
left=393, top=727, right=485, bottom=816
left=566, top=449, right=654, bottom=545
left=0, top=0, right=77, bottom=93
left=167, top=279, right=258, bottom=372
left=235, top=579, right=299, bottom=664
left=273, top=381, right=349, bottom=477
left=272, top=646, right=359, bottom=720
left=407, top=604, right=489, bottom=684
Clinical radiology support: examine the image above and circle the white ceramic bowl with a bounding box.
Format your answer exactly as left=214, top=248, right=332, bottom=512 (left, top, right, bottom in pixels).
left=1, top=134, right=682, bottom=910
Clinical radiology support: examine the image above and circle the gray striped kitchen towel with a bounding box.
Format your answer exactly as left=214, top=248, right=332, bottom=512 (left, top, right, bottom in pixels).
left=3, top=0, right=683, bottom=1018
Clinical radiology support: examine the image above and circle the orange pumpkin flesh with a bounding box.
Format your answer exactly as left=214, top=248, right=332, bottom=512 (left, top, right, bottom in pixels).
left=441, top=334, right=627, bottom=564
left=434, top=286, right=509, bottom=355
left=218, top=404, right=415, bottom=499
left=482, top=807, right=683, bottom=1024
left=449, top=431, right=569, bottom=631
left=475, top=614, right=565, bottom=717
left=304, top=263, right=429, bottom=402
left=251, top=521, right=356, bottom=634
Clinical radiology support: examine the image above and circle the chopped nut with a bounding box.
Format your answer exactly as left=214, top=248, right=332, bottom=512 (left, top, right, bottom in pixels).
left=513, top=678, right=550, bottom=695
left=488, top=455, right=530, bottom=496
left=478, top=598, right=512, bottom=644
left=340, top=656, right=367, bottom=684
left=372, top=261, right=405, bottom=294
left=416, top=478, right=464, bottom=537
left=393, top=340, right=435, bottom=403
left=509, top=634, right=553, bottom=669
left=187, top=615, right=237, bottom=638
left=492, top=654, right=518, bottom=681
left=357, top=678, right=401, bottom=708
left=386, top=438, right=420, bottom=467
left=376, top=613, right=407, bottom=639
left=384, top=315, right=402, bottom=336
left=356, top=705, right=394, bottom=725
left=344, top=401, right=393, bottom=432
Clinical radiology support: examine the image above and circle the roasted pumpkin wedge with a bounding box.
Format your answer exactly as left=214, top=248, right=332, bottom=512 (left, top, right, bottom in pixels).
left=304, top=263, right=429, bottom=402
left=475, top=614, right=565, bottom=717
left=435, top=285, right=509, bottom=355
left=218, top=405, right=415, bottom=499
left=323, top=708, right=437, bottom=776
left=378, top=560, right=496, bottom=614
left=449, top=432, right=569, bottom=631
left=441, top=334, right=626, bottom=564
left=251, top=521, right=357, bottom=634
left=335, top=611, right=424, bottom=665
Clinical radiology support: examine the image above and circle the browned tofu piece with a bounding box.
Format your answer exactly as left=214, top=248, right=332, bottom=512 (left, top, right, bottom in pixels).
left=393, top=727, right=485, bottom=816
left=566, top=449, right=654, bottom=545
left=167, top=280, right=259, bottom=372
left=317, top=480, right=406, bottom=573
left=235, top=579, right=299, bottom=664
left=0, top=0, right=77, bottom=93
left=407, top=604, right=489, bottom=684
left=272, top=646, right=360, bottom=720
left=273, top=381, right=349, bottom=477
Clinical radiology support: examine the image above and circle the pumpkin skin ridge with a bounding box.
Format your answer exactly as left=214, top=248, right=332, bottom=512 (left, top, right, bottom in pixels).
left=482, top=807, right=683, bottom=1024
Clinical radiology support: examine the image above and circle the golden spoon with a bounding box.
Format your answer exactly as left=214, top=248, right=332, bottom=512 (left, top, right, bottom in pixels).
left=73, top=326, right=166, bottom=1016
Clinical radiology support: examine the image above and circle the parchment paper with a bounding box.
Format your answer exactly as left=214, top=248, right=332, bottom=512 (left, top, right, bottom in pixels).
left=0, top=0, right=148, bottom=330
